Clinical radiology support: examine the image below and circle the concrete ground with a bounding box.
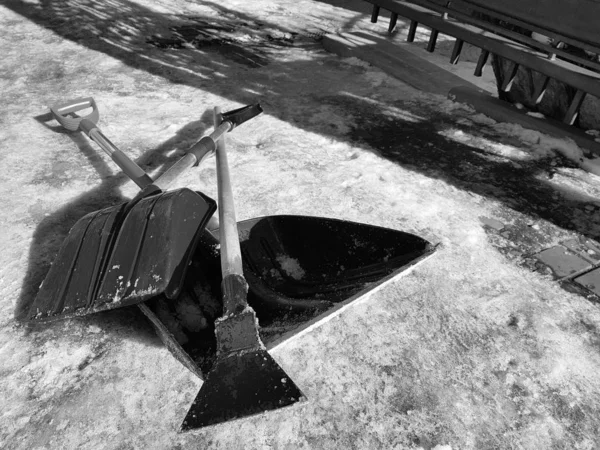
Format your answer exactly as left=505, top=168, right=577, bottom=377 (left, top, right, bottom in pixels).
left=2, top=0, right=600, bottom=449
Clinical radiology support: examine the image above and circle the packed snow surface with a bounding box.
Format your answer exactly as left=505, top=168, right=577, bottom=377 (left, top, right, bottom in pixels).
left=2, top=0, right=600, bottom=449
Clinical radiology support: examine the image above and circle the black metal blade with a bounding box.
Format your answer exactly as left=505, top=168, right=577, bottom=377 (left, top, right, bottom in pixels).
left=181, top=349, right=305, bottom=430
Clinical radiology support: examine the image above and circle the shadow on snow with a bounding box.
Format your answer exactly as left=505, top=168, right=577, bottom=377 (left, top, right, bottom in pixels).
left=6, top=0, right=600, bottom=324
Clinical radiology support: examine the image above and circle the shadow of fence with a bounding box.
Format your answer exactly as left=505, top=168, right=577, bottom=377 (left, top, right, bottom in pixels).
left=7, top=0, right=600, bottom=321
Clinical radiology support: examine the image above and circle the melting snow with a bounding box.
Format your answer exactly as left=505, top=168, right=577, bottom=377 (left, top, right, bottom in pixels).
left=492, top=122, right=600, bottom=175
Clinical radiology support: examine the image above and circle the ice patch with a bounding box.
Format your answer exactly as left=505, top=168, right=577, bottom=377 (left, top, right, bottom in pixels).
left=364, top=69, right=390, bottom=87
left=341, top=57, right=371, bottom=68
left=470, top=113, right=497, bottom=126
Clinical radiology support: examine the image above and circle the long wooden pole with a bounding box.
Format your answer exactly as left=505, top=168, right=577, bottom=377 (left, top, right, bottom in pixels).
left=214, top=107, right=246, bottom=316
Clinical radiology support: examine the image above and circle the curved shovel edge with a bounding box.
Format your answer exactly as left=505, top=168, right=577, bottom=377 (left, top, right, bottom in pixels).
left=264, top=243, right=439, bottom=352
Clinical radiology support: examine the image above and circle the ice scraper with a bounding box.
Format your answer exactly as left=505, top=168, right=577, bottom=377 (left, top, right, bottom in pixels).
left=180, top=108, right=305, bottom=430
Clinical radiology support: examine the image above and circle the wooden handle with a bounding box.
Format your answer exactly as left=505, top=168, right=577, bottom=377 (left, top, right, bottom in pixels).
left=214, top=107, right=244, bottom=278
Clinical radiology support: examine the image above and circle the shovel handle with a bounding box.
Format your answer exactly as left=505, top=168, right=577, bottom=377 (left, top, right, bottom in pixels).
left=214, top=108, right=244, bottom=278
left=51, top=97, right=153, bottom=189
left=85, top=126, right=154, bottom=189
left=214, top=107, right=252, bottom=316
left=151, top=104, right=261, bottom=192
left=50, top=97, right=100, bottom=132
left=150, top=121, right=232, bottom=192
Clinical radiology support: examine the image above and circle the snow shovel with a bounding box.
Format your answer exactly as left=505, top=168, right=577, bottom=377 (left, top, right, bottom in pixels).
left=28, top=99, right=263, bottom=322
left=37, top=101, right=435, bottom=384
left=141, top=212, right=435, bottom=383
left=180, top=108, right=305, bottom=430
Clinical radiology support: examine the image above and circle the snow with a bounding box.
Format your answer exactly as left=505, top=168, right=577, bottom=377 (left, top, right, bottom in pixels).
left=176, top=303, right=207, bottom=334
left=492, top=122, right=600, bottom=175
left=2, top=0, right=600, bottom=448
left=275, top=255, right=306, bottom=280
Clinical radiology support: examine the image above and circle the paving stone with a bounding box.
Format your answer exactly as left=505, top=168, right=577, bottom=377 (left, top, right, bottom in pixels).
left=583, top=239, right=600, bottom=255
left=575, top=268, right=600, bottom=295
left=561, top=238, right=600, bottom=263
left=535, top=246, right=592, bottom=278
left=480, top=216, right=505, bottom=231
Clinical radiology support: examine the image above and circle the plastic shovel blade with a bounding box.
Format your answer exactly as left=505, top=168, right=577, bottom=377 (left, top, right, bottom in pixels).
left=28, top=188, right=216, bottom=322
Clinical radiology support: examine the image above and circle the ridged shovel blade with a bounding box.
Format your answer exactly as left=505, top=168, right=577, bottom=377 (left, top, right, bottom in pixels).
left=29, top=188, right=216, bottom=322
left=181, top=349, right=305, bottom=430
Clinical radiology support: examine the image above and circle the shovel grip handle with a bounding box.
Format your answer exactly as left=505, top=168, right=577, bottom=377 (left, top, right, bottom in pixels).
left=150, top=123, right=231, bottom=191
left=221, top=103, right=263, bottom=130
left=50, top=97, right=100, bottom=132
left=82, top=123, right=153, bottom=189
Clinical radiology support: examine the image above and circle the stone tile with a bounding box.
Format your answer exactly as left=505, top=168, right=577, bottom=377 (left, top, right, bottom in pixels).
left=535, top=246, right=592, bottom=278
left=575, top=268, right=600, bottom=295
left=561, top=238, right=600, bottom=263
left=583, top=238, right=600, bottom=256
left=480, top=216, right=505, bottom=231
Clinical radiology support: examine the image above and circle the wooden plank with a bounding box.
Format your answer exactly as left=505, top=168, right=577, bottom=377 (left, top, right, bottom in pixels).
left=444, top=2, right=600, bottom=72
left=533, top=76, right=551, bottom=105
left=388, top=12, right=398, bottom=33
left=407, top=20, right=418, bottom=42
left=427, top=29, right=439, bottom=52
left=368, top=0, right=600, bottom=59
left=409, top=0, right=450, bottom=8
left=563, top=90, right=587, bottom=125
left=474, top=49, right=489, bottom=77
left=364, top=0, right=600, bottom=98
left=371, top=4, right=380, bottom=23
left=454, top=0, right=600, bottom=55
left=450, top=39, right=464, bottom=65
left=500, top=62, right=519, bottom=92
left=461, top=0, right=600, bottom=49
